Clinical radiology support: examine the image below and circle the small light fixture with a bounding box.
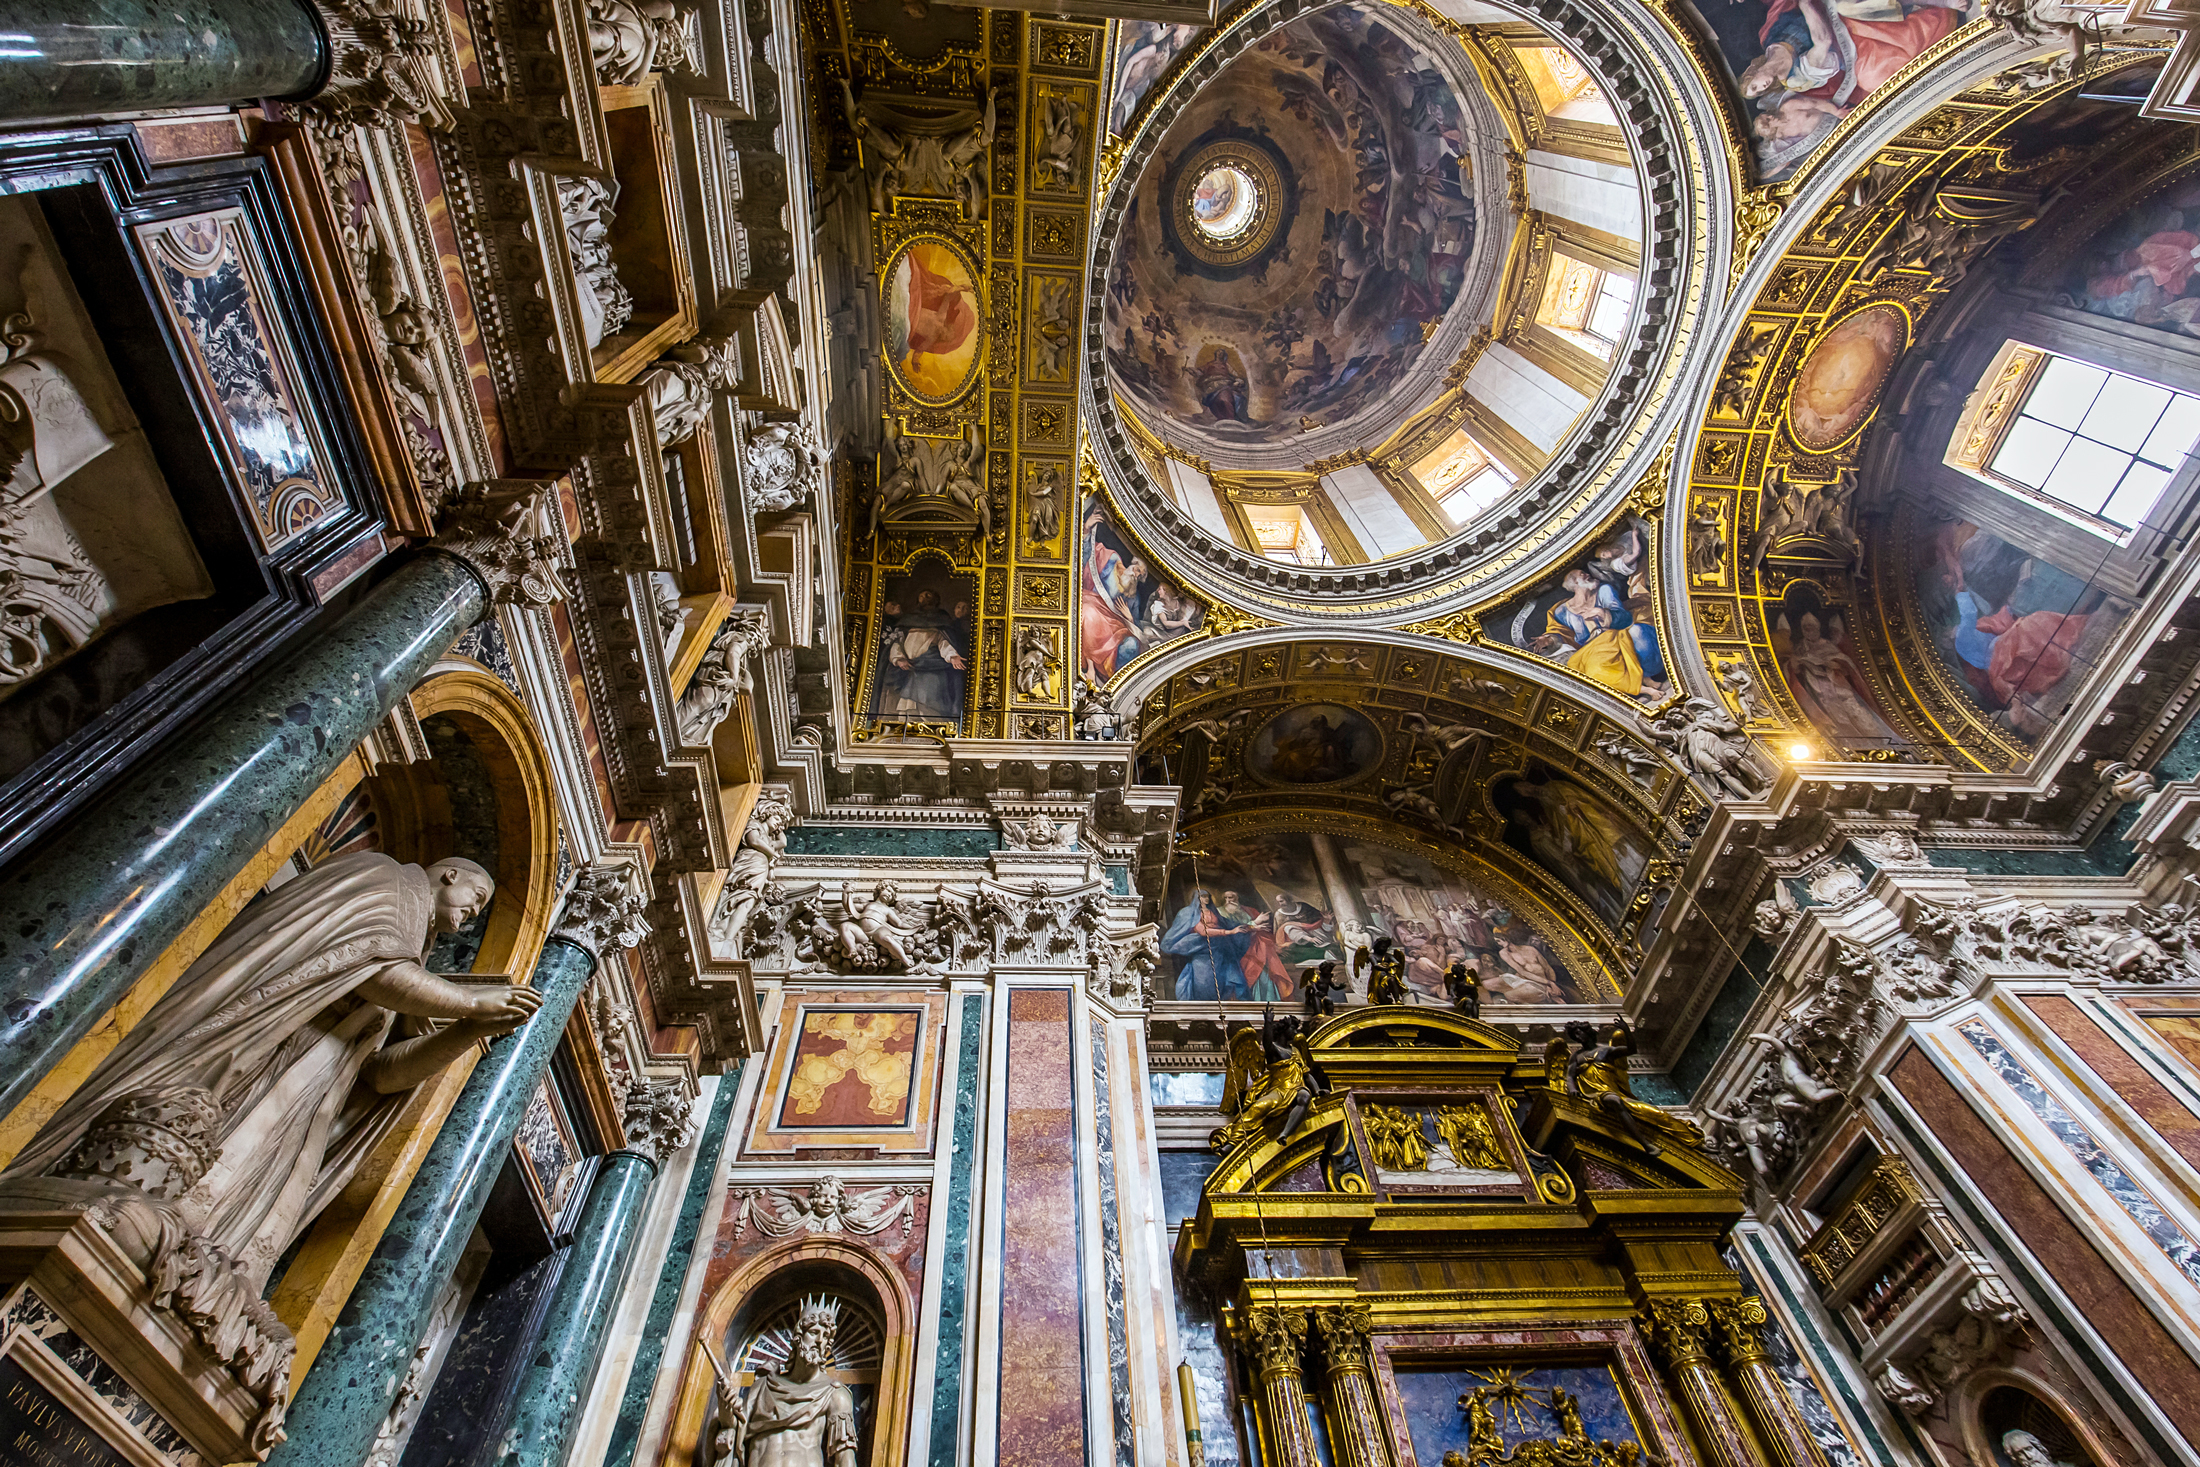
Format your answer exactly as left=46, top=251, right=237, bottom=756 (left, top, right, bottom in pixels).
left=1787, top=741, right=1813, bottom=761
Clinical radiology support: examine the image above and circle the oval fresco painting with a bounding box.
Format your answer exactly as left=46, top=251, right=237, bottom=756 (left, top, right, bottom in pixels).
left=1247, top=703, right=1383, bottom=785
left=1787, top=302, right=1909, bottom=452
left=883, top=235, right=984, bottom=405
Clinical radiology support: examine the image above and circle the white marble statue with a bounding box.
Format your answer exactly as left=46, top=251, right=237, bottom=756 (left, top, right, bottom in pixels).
left=712, top=1296, right=860, bottom=1467
left=3, top=851, right=540, bottom=1295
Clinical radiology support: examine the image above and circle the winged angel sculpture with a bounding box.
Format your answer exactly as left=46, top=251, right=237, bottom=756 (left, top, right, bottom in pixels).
left=787, top=882, right=979, bottom=974
left=1210, top=1007, right=1332, bottom=1154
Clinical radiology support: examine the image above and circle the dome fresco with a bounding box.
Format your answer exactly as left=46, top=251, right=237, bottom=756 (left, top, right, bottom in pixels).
left=1102, top=4, right=1487, bottom=456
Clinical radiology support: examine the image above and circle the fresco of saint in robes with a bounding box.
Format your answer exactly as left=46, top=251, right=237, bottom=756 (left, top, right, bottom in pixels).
left=2065, top=174, right=2200, bottom=339
left=1916, top=520, right=2132, bottom=740
left=883, top=237, right=982, bottom=403
left=1684, top=0, right=1978, bottom=181
left=869, top=563, right=974, bottom=728
left=1770, top=582, right=1911, bottom=755
left=1112, top=22, right=1202, bottom=135
left=1157, top=831, right=1586, bottom=1004
left=1483, top=514, right=1666, bottom=704
left=1079, top=495, right=1203, bottom=680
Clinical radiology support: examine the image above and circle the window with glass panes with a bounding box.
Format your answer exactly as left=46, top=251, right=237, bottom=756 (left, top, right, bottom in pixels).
left=1536, top=256, right=1636, bottom=362
left=1989, top=354, right=2200, bottom=530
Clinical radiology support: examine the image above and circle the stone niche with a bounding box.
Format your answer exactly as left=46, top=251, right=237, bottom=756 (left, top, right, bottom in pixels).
left=592, top=76, right=699, bottom=383
left=0, top=193, right=216, bottom=780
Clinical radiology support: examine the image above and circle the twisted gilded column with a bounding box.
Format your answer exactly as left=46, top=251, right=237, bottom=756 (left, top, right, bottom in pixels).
left=1246, top=1306, right=1320, bottom=1467
left=1639, top=1298, right=1755, bottom=1467
left=1710, top=1298, right=1827, bottom=1467
left=1314, top=1303, right=1395, bottom=1467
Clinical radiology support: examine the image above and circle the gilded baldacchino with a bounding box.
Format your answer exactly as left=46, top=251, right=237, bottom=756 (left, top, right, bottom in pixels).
left=3, top=851, right=539, bottom=1291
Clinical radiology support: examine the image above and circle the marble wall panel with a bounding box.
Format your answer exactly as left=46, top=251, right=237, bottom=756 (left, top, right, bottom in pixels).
left=1889, top=1045, right=2200, bottom=1445
left=2026, top=994, right=2200, bottom=1179
left=743, top=991, right=950, bottom=1157
left=998, top=987, right=1086, bottom=1467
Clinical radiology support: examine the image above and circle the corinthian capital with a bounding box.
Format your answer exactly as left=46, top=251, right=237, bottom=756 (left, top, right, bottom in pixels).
left=622, top=1077, right=699, bottom=1164
left=1313, top=1303, right=1375, bottom=1373
left=1245, top=1305, right=1309, bottom=1379
left=304, top=0, right=454, bottom=131
left=1705, top=1296, right=1771, bottom=1366
left=1637, top=1297, right=1715, bottom=1369
left=553, top=864, right=651, bottom=959
left=434, top=481, right=569, bottom=611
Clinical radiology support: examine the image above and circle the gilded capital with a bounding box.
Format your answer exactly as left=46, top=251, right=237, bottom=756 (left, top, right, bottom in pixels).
left=1706, top=1296, right=1772, bottom=1366
left=1638, top=1297, right=1716, bottom=1368
left=1313, top=1303, right=1376, bottom=1374
left=1245, top=1305, right=1310, bottom=1380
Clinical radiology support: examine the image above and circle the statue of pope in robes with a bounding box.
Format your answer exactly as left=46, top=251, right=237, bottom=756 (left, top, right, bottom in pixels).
left=3, top=850, right=541, bottom=1295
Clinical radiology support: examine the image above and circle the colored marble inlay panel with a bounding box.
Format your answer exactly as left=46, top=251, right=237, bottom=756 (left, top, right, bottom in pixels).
left=0, top=1288, right=194, bottom=1465
left=1956, top=1018, right=2200, bottom=1292
left=137, top=210, right=339, bottom=553
left=2139, top=1012, right=2200, bottom=1075
left=746, top=992, right=947, bottom=1156
left=1092, top=1029, right=1133, bottom=1467
left=1888, top=1047, right=2200, bottom=1436
left=927, top=995, right=988, bottom=1467
left=999, top=988, right=1086, bottom=1467
left=778, top=1008, right=923, bottom=1128
left=2027, top=996, right=2200, bottom=1180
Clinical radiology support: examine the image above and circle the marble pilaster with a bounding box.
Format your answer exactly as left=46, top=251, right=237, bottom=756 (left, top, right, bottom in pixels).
left=266, top=867, right=633, bottom=1467
left=499, top=1150, right=659, bottom=1467
left=0, top=551, right=488, bottom=1124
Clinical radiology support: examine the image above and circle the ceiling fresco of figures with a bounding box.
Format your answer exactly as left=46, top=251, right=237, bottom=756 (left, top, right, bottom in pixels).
left=1136, top=640, right=1721, bottom=998
left=1686, top=59, right=2191, bottom=773
left=1685, top=0, right=1980, bottom=182
left=1101, top=4, right=1489, bottom=454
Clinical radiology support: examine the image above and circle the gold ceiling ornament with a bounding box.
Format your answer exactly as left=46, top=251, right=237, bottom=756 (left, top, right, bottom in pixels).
left=1403, top=609, right=1484, bottom=646
left=1629, top=438, right=1678, bottom=515
left=1095, top=132, right=1130, bottom=192
left=1683, top=58, right=2144, bottom=774
left=1730, top=187, right=1786, bottom=289
left=1200, top=603, right=1278, bottom=639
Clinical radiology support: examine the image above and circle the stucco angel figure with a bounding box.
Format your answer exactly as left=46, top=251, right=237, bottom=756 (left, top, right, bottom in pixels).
left=711, top=1296, right=859, bottom=1467
left=3, top=853, right=539, bottom=1295
left=841, top=882, right=938, bottom=972
left=586, top=0, right=693, bottom=86
left=1547, top=1019, right=1701, bottom=1159
left=710, top=793, right=792, bottom=955
left=1210, top=1006, right=1331, bottom=1154
left=1646, top=697, right=1764, bottom=800
left=840, top=80, right=996, bottom=220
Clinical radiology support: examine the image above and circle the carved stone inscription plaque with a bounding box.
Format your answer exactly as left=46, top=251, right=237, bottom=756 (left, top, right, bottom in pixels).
left=0, top=1355, right=133, bottom=1467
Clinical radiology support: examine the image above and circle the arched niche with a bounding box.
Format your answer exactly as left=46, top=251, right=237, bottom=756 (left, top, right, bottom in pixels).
left=669, top=1236, right=917, bottom=1467
left=1957, top=1370, right=2121, bottom=1467
left=352, top=663, right=562, bottom=979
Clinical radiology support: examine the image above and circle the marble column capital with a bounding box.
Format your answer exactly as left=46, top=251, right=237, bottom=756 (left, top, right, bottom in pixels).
left=619, top=1078, right=697, bottom=1166
left=301, top=0, right=454, bottom=130
left=431, top=481, right=570, bottom=613
left=550, top=864, right=651, bottom=960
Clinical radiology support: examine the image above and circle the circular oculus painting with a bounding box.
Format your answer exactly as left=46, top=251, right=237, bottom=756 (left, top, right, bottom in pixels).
left=1787, top=301, right=1910, bottom=453
left=1247, top=703, right=1384, bottom=785
left=882, top=235, right=985, bottom=406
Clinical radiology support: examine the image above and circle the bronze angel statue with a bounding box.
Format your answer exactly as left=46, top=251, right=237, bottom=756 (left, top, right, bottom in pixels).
left=1211, top=1006, right=1331, bottom=1154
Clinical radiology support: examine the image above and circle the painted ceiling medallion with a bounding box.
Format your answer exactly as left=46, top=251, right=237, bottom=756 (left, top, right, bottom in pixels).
left=1175, top=143, right=1281, bottom=264
left=881, top=233, right=985, bottom=406
left=1102, top=4, right=1486, bottom=457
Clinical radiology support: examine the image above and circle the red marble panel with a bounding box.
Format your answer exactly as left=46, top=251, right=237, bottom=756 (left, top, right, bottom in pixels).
left=2025, top=994, right=2200, bottom=1177
left=1888, top=1045, right=2200, bottom=1437
left=409, top=123, right=508, bottom=469
left=1000, top=987, right=1085, bottom=1467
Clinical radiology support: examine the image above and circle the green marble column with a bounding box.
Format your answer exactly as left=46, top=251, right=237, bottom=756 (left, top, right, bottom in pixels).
left=266, top=890, right=623, bottom=1467
left=0, top=550, right=488, bottom=1124
left=498, top=1149, right=659, bottom=1467
left=0, top=0, right=327, bottom=122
